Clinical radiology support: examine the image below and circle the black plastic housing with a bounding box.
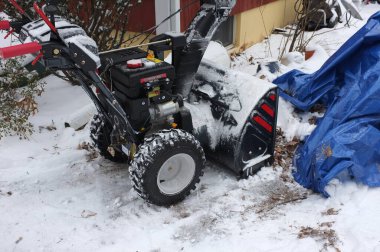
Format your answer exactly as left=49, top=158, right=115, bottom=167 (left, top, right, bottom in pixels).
left=206, top=89, right=279, bottom=178
left=149, top=32, right=186, bottom=67
left=102, top=58, right=175, bottom=130
left=99, top=48, right=147, bottom=71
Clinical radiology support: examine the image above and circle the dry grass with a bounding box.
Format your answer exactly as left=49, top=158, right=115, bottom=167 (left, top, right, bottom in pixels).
left=256, top=184, right=308, bottom=214
left=77, top=142, right=98, bottom=161
left=298, top=222, right=341, bottom=252
left=274, top=128, right=301, bottom=182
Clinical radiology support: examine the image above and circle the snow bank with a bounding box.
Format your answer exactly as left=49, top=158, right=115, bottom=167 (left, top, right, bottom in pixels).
left=64, top=103, right=96, bottom=130
left=280, top=44, right=329, bottom=74
left=277, top=98, right=316, bottom=141
left=302, top=44, right=330, bottom=73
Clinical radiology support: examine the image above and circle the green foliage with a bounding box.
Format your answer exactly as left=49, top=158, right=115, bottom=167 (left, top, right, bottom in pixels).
left=0, top=59, right=45, bottom=140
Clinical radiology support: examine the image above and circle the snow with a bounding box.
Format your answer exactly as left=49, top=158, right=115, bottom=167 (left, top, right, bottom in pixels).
left=232, top=2, right=378, bottom=78
left=64, top=103, right=96, bottom=130
left=203, top=41, right=231, bottom=68
left=1, top=4, right=380, bottom=252
left=277, top=99, right=317, bottom=141
left=0, top=13, right=13, bottom=48
left=302, top=44, right=331, bottom=73
left=188, top=59, right=275, bottom=150
left=243, top=154, right=271, bottom=170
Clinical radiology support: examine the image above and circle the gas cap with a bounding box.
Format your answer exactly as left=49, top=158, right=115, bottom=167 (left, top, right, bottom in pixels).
left=127, top=59, right=143, bottom=69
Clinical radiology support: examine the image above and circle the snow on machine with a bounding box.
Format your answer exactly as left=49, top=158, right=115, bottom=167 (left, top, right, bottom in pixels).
left=0, top=0, right=278, bottom=205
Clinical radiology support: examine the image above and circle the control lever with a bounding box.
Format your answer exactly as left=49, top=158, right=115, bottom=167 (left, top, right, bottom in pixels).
left=4, top=29, right=15, bottom=40
left=0, top=21, right=10, bottom=30
left=33, top=2, right=58, bottom=33
left=0, top=20, right=14, bottom=39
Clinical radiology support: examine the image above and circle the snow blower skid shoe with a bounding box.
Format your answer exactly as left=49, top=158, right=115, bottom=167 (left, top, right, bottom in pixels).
left=0, top=0, right=277, bottom=206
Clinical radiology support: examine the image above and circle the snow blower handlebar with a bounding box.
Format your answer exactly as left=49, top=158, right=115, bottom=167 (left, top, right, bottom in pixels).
left=0, top=2, right=61, bottom=61
left=33, top=2, right=58, bottom=33
left=0, top=42, right=42, bottom=59
left=0, top=1, right=33, bottom=39
left=0, top=2, right=47, bottom=60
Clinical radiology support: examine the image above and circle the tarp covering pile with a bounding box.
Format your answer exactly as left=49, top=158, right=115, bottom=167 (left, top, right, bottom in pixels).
left=274, top=12, right=380, bottom=196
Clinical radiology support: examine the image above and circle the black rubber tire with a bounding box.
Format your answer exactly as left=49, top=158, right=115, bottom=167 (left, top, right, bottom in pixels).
left=129, top=129, right=205, bottom=206
left=90, top=114, right=128, bottom=163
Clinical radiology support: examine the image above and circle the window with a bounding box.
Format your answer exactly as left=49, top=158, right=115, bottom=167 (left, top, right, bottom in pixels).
left=212, top=16, right=234, bottom=47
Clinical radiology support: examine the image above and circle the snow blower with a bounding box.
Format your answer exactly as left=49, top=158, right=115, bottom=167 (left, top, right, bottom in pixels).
left=0, top=0, right=278, bottom=206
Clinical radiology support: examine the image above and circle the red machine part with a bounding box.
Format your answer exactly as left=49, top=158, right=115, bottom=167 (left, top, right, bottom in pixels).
left=127, top=59, right=143, bottom=69
left=33, top=2, right=57, bottom=33
left=4, top=29, right=15, bottom=40
left=31, top=52, right=44, bottom=65
left=9, top=0, right=26, bottom=15
left=269, top=94, right=276, bottom=101
left=140, top=73, right=167, bottom=84
left=261, top=103, right=274, bottom=118
left=0, top=42, right=42, bottom=59
left=0, top=21, right=10, bottom=30
left=251, top=90, right=277, bottom=134
left=253, top=115, right=273, bottom=133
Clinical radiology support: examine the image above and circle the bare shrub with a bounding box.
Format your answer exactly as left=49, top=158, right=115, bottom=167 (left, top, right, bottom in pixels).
left=0, top=58, right=45, bottom=139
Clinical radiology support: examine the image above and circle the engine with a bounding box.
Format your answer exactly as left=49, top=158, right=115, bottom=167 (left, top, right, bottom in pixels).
left=100, top=50, right=183, bottom=132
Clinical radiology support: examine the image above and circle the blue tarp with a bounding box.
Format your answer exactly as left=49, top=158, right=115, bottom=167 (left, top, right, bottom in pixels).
left=273, top=12, right=380, bottom=196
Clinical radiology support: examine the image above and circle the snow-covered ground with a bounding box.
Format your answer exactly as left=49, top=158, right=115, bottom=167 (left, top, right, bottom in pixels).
left=1, top=4, right=380, bottom=252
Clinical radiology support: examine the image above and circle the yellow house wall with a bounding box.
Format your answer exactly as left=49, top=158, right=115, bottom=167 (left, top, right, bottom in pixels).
left=234, top=0, right=297, bottom=51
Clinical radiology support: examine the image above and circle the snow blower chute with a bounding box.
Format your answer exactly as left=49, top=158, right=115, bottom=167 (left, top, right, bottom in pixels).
left=0, top=0, right=278, bottom=205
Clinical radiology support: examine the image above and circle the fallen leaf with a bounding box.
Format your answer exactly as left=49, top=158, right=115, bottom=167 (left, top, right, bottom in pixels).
left=81, top=210, right=97, bottom=218
left=15, top=237, right=23, bottom=244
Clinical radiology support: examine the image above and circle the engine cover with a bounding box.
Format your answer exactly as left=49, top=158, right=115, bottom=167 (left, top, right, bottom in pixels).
left=104, top=56, right=176, bottom=130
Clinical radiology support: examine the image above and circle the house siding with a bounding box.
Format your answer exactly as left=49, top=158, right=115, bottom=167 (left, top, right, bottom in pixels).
left=231, top=0, right=278, bottom=15
left=180, top=0, right=201, bottom=32
left=127, top=0, right=156, bottom=32
left=234, top=0, right=297, bottom=51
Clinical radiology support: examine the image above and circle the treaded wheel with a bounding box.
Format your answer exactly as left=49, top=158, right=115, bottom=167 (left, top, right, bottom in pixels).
left=129, top=129, right=205, bottom=206
left=90, top=114, right=128, bottom=163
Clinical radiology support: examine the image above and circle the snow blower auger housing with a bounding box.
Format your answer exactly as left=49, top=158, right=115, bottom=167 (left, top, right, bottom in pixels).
left=0, top=0, right=278, bottom=206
